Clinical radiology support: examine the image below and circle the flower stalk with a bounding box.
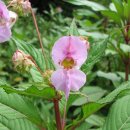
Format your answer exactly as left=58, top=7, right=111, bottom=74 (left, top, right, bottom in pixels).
left=28, top=0, right=48, bottom=70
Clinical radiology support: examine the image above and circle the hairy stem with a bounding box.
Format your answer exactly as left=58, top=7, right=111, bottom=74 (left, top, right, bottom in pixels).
left=53, top=99, right=62, bottom=130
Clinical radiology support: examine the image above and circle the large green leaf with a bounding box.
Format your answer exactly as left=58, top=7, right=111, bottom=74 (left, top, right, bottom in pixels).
left=0, top=115, right=40, bottom=130
left=12, top=38, right=52, bottom=72
left=0, top=89, right=42, bottom=126
left=82, top=38, right=108, bottom=73
left=64, top=0, right=106, bottom=11
left=103, top=95, right=130, bottom=130
left=0, top=84, right=56, bottom=100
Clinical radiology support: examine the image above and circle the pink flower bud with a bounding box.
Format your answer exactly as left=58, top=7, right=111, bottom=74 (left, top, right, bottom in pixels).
left=12, top=50, right=35, bottom=72
left=21, top=1, right=31, bottom=14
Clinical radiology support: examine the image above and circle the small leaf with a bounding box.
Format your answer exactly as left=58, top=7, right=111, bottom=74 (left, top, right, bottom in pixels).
left=67, top=19, right=80, bottom=36
left=82, top=38, right=108, bottom=73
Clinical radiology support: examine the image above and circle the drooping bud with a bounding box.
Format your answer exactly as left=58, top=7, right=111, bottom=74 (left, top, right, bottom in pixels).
left=12, top=50, right=35, bottom=72
left=21, top=1, right=31, bottom=14
left=9, top=0, right=31, bottom=15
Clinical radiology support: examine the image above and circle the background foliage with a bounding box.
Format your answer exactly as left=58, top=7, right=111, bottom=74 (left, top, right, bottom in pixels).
left=0, top=0, right=130, bottom=130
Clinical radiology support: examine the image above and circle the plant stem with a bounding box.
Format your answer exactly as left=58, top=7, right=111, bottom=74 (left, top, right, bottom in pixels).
left=124, top=22, right=130, bottom=81
left=53, top=99, right=62, bottom=130
left=62, top=100, right=67, bottom=130
left=29, top=2, right=48, bottom=70
left=125, top=59, right=129, bottom=81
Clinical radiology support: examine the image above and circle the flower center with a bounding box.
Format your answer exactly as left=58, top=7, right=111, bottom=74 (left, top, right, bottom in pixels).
left=61, top=57, right=75, bottom=69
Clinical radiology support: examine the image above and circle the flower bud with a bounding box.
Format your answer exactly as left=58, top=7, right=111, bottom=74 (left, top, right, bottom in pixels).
left=9, top=0, right=31, bottom=15
left=12, top=50, right=35, bottom=72
left=21, top=1, right=31, bottom=14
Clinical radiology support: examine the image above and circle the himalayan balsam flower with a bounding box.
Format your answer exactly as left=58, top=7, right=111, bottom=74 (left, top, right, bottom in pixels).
left=0, top=1, right=17, bottom=43
left=51, top=36, right=88, bottom=98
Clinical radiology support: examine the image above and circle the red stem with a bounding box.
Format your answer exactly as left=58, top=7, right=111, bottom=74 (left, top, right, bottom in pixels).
left=53, top=99, right=62, bottom=130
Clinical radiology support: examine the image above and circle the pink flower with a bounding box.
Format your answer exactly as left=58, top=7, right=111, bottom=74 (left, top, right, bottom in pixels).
left=0, top=1, right=17, bottom=43
left=51, top=36, right=87, bottom=98
left=0, top=1, right=11, bottom=43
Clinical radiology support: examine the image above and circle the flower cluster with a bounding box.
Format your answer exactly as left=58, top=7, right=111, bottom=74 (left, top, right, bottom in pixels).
left=51, top=36, right=88, bottom=98
left=0, top=1, right=17, bottom=43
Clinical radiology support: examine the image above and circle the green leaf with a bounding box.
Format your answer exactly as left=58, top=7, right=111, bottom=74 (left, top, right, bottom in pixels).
left=101, top=10, right=121, bottom=24
left=82, top=38, right=108, bottom=73
left=67, top=81, right=130, bottom=129
left=12, top=38, right=52, bottom=72
left=30, top=67, right=43, bottom=82
left=86, top=114, right=105, bottom=128
left=0, top=89, right=42, bottom=126
left=103, top=95, right=130, bottom=130
left=98, top=81, right=130, bottom=104
left=120, top=44, right=130, bottom=53
left=67, top=102, right=104, bottom=130
left=0, top=115, right=40, bottom=130
left=0, top=84, right=56, bottom=100
left=72, top=86, right=107, bottom=106
left=112, top=0, right=124, bottom=17
left=67, top=19, right=80, bottom=36
left=97, top=71, right=121, bottom=81
left=64, top=0, right=106, bottom=11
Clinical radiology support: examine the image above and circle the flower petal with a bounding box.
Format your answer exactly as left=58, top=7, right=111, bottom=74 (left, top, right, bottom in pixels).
left=0, top=26, right=11, bottom=43
left=51, top=69, right=86, bottom=98
left=52, top=36, right=87, bottom=68
left=69, top=69, right=86, bottom=91
left=0, top=1, right=10, bottom=22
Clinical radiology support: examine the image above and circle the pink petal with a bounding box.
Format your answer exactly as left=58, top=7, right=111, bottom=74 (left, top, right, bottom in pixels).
left=0, top=26, right=11, bottom=43
left=0, top=1, right=10, bottom=22
left=51, top=69, right=86, bottom=98
left=52, top=36, right=87, bottom=68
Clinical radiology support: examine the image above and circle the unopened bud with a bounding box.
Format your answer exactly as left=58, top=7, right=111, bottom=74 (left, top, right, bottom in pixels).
left=9, top=0, right=31, bottom=15
left=80, top=36, right=90, bottom=50
left=12, top=50, right=35, bottom=72
left=21, top=1, right=31, bottom=14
